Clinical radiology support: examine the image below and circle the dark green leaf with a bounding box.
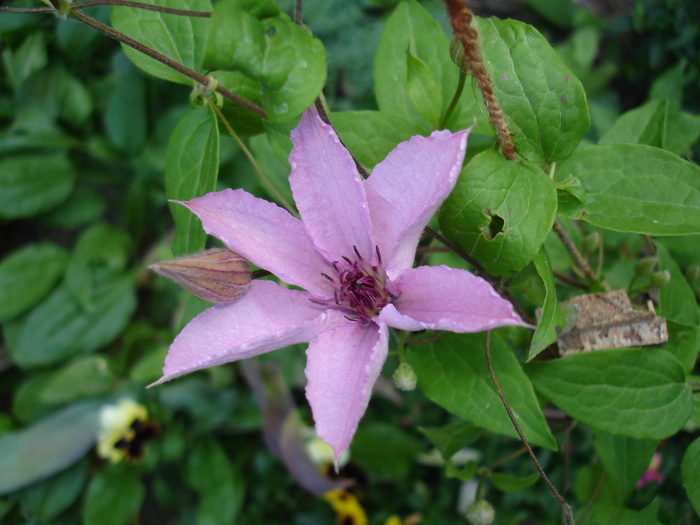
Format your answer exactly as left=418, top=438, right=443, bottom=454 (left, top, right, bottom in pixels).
left=212, top=71, right=264, bottom=136
left=104, top=56, right=146, bottom=155
left=583, top=498, right=660, bottom=525
left=599, top=99, right=667, bottom=149
left=83, top=464, right=145, bottom=525
left=407, top=332, right=557, bottom=450
left=682, top=436, right=700, bottom=517
left=649, top=59, right=686, bottom=112
left=331, top=110, right=426, bottom=170
left=374, top=0, right=491, bottom=134
left=476, top=17, right=589, bottom=163
left=0, top=243, right=68, bottom=322
left=4, top=272, right=137, bottom=369
left=491, top=471, right=540, bottom=492
left=593, top=429, right=657, bottom=498
left=420, top=420, right=483, bottom=460
left=351, top=422, right=424, bottom=479
left=40, top=356, right=115, bottom=404
left=665, top=111, right=700, bottom=156
left=659, top=327, right=699, bottom=374
left=656, top=242, right=699, bottom=328
left=526, top=348, right=692, bottom=439
left=0, top=153, right=75, bottom=219
left=203, top=0, right=326, bottom=122
left=248, top=133, right=294, bottom=208
left=555, top=144, right=700, bottom=235
left=37, top=186, right=106, bottom=229
left=111, top=0, right=212, bottom=84
left=529, top=248, right=566, bottom=360
left=406, top=51, right=442, bottom=128
left=445, top=460, right=479, bottom=481
left=19, top=457, right=87, bottom=523
left=0, top=401, right=102, bottom=495
left=166, top=106, right=220, bottom=257
left=440, top=149, right=558, bottom=276
left=2, top=31, right=47, bottom=90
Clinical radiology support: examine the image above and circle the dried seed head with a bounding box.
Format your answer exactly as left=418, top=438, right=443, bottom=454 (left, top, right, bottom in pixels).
left=150, top=248, right=251, bottom=303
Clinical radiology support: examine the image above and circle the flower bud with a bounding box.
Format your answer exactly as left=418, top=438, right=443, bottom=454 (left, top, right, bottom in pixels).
left=650, top=270, right=671, bottom=288
left=392, top=362, right=418, bottom=391
left=581, top=232, right=600, bottom=254
left=150, top=248, right=251, bottom=303
left=465, top=500, right=495, bottom=525
left=635, top=256, right=657, bottom=276
left=450, top=37, right=467, bottom=73
left=685, top=265, right=700, bottom=281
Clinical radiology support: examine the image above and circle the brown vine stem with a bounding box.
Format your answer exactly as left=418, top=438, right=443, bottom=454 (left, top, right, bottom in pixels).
left=442, top=0, right=516, bottom=160
left=67, top=9, right=267, bottom=118
left=552, top=221, right=598, bottom=285
left=485, top=331, right=576, bottom=525
left=71, top=0, right=211, bottom=16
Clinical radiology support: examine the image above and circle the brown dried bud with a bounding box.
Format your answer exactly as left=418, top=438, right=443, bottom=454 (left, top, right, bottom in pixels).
left=150, top=248, right=251, bottom=304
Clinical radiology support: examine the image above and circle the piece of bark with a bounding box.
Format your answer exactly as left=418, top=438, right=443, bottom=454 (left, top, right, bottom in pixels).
left=556, top=289, right=668, bottom=355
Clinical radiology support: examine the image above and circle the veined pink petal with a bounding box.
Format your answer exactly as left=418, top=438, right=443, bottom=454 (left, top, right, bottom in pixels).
left=305, top=321, right=389, bottom=464
left=152, top=280, right=351, bottom=385
left=364, top=129, right=469, bottom=281
left=183, top=189, right=334, bottom=298
left=384, top=265, right=524, bottom=332
left=290, top=109, right=375, bottom=264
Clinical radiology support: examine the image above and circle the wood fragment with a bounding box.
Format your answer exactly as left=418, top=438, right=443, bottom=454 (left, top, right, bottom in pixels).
left=555, top=289, right=668, bottom=355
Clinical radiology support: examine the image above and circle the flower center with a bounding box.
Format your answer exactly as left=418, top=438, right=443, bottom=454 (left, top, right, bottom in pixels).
left=319, top=246, right=390, bottom=323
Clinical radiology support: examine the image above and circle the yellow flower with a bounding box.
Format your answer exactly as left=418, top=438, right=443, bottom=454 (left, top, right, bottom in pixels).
left=97, top=399, right=158, bottom=463
left=324, top=489, right=368, bottom=525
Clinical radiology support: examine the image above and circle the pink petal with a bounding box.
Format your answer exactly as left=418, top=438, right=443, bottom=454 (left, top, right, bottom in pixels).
left=153, top=280, right=350, bottom=385
left=289, top=109, right=375, bottom=264
left=364, top=129, right=469, bottom=280
left=184, top=189, right=334, bottom=298
left=305, top=320, right=389, bottom=464
left=380, top=265, right=524, bottom=332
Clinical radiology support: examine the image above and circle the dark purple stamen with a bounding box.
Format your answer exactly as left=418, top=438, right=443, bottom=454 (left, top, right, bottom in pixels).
left=321, top=273, right=335, bottom=282
left=353, top=246, right=363, bottom=260
left=375, top=245, right=382, bottom=264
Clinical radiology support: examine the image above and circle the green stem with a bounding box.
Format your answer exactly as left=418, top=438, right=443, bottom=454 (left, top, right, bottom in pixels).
left=438, top=70, right=467, bottom=129
left=207, top=99, right=297, bottom=217
left=395, top=330, right=409, bottom=364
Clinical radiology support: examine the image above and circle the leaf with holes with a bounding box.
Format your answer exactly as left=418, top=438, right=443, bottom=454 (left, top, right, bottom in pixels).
left=440, top=149, right=557, bottom=276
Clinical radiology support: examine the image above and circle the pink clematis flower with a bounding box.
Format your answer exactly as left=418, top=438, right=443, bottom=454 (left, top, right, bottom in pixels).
left=154, top=108, right=524, bottom=462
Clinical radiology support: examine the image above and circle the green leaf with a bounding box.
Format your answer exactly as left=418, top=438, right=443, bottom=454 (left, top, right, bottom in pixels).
left=406, top=51, right=442, bottom=128
left=83, top=464, right=145, bottom=525
left=440, top=149, right=558, bottom=276
left=664, top=111, right=700, bottom=156
left=593, top=429, right=657, bottom=498
left=111, top=0, right=212, bottom=84
left=331, top=111, right=427, bottom=170
left=476, top=16, right=589, bottom=163
left=19, top=457, right=87, bottom=523
left=104, top=56, right=146, bottom=155
left=37, top=186, right=106, bottom=229
left=0, top=243, right=69, bottom=323
left=351, top=422, right=424, bottom=479
left=4, top=272, right=137, bottom=369
left=682, top=436, right=700, bottom=517
left=203, top=0, right=326, bottom=122
left=0, top=153, right=75, bottom=219
left=491, top=471, right=540, bottom=492
left=526, top=348, right=692, bottom=439
left=2, top=31, right=47, bottom=90
left=166, top=106, right=220, bottom=257
left=529, top=247, right=566, bottom=360
left=659, top=327, right=699, bottom=374
left=249, top=133, right=294, bottom=208
left=598, top=99, right=668, bottom=149
left=555, top=144, right=700, bottom=235
left=446, top=460, right=479, bottom=481
left=212, top=71, right=264, bottom=136
left=656, top=242, right=699, bottom=328
left=649, top=59, right=686, bottom=112
left=420, top=420, right=483, bottom=460
left=583, top=498, right=660, bottom=525
left=0, top=401, right=102, bottom=495
left=40, top=356, right=115, bottom=405
left=407, top=332, right=557, bottom=450
left=185, top=437, right=244, bottom=524
left=374, top=0, right=490, bottom=134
